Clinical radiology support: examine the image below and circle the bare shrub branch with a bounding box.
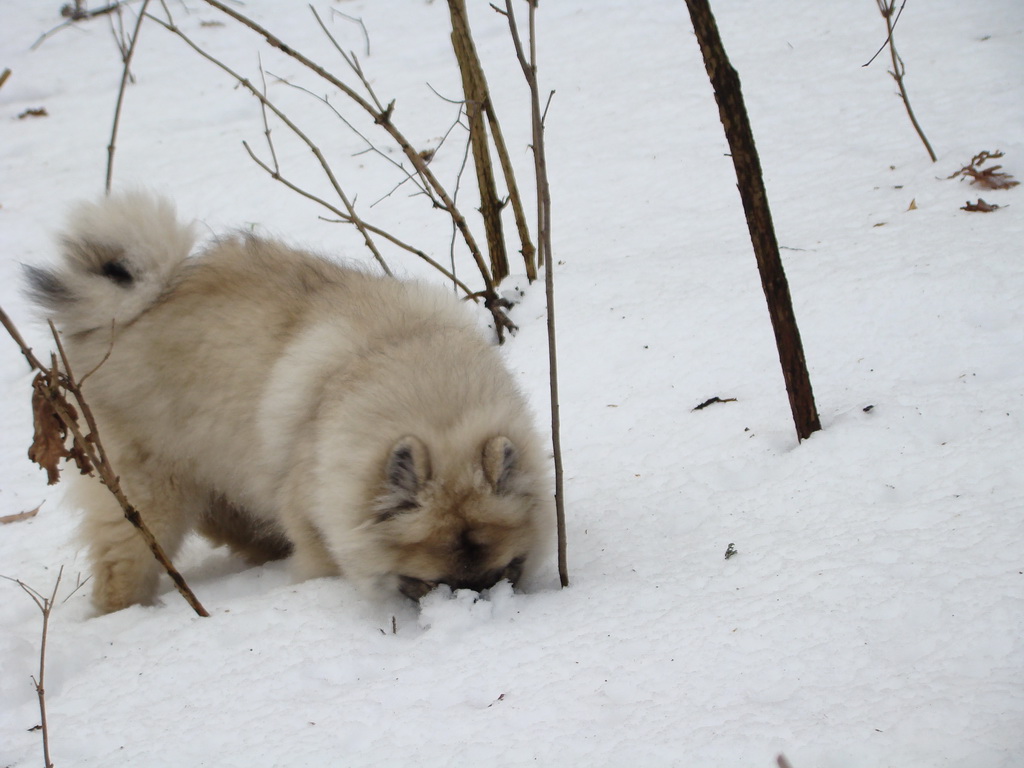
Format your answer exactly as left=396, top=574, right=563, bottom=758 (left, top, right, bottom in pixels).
left=866, top=0, right=937, bottom=163
left=241, top=139, right=474, bottom=293
left=146, top=10, right=393, bottom=277
left=106, top=0, right=152, bottom=194
left=32, top=1, right=128, bottom=50
left=195, top=0, right=498, bottom=291
left=504, top=0, right=568, bottom=588
left=449, top=0, right=510, bottom=283
left=0, top=306, right=209, bottom=617
left=1, top=567, right=86, bottom=768
left=149, top=1, right=522, bottom=339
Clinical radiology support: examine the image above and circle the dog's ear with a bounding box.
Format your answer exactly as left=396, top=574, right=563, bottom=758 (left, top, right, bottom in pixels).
left=378, top=436, right=431, bottom=518
left=482, top=436, right=518, bottom=495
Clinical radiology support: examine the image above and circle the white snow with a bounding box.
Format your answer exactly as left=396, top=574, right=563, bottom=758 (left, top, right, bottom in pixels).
left=2, top=1, right=1022, bottom=766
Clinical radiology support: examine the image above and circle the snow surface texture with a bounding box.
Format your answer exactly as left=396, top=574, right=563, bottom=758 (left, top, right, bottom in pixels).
left=2, top=1, right=1022, bottom=766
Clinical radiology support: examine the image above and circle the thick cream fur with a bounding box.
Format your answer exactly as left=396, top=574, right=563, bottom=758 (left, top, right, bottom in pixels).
left=38, top=193, right=552, bottom=612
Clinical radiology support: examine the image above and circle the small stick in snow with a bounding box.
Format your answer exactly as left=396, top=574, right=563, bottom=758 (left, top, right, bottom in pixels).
left=866, top=0, right=937, bottom=163
left=503, top=0, right=568, bottom=588
left=692, top=396, right=738, bottom=412
left=0, top=567, right=81, bottom=768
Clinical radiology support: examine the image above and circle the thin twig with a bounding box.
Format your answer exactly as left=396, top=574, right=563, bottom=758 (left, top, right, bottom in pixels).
left=871, top=0, right=936, bottom=162
left=368, top=101, right=467, bottom=209
left=46, top=320, right=210, bottom=615
left=311, top=7, right=386, bottom=114
left=194, top=0, right=504, bottom=327
left=3, top=567, right=64, bottom=768
left=263, top=71, right=433, bottom=203
left=106, top=0, right=152, bottom=194
left=0, top=304, right=209, bottom=616
left=147, top=10, right=393, bottom=276
left=257, top=55, right=280, bottom=175
left=31, top=2, right=128, bottom=50
left=242, top=140, right=474, bottom=294
left=505, top=0, right=567, bottom=587
left=863, top=0, right=906, bottom=67
left=329, top=8, right=371, bottom=57
left=1, top=303, right=44, bottom=370
left=448, top=112, right=475, bottom=294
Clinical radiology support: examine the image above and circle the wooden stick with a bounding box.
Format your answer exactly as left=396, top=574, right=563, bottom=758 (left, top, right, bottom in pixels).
left=0, top=304, right=209, bottom=616
left=682, top=0, right=821, bottom=442
left=106, top=0, right=152, bottom=194
left=448, top=0, right=510, bottom=283
left=505, top=0, right=568, bottom=588
left=875, top=0, right=936, bottom=162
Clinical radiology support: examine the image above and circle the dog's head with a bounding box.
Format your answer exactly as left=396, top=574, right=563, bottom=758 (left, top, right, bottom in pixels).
left=367, top=434, right=544, bottom=600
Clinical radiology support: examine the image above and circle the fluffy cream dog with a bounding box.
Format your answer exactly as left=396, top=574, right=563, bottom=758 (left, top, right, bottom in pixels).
left=29, top=193, right=550, bottom=613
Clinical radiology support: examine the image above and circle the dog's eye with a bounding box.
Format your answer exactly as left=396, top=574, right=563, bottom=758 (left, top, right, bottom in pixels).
left=398, top=575, right=437, bottom=601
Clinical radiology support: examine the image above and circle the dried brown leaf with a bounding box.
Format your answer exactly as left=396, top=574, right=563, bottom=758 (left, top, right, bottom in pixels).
left=961, top=198, right=1000, bottom=213
left=967, top=165, right=1019, bottom=190
left=28, top=372, right=76, bottom=485
left=948, top=150, right=1019, bottom=189
left=17, top=107, right=48, bottom=119
left=0, top=503, right=42, bottom=525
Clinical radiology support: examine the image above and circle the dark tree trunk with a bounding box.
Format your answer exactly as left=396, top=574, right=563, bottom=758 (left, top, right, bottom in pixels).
left=683, top=0, right=821, bottom=441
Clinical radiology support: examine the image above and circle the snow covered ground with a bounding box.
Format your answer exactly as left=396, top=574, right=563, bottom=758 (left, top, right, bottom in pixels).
left=2, top=1, right=1022, bottom=766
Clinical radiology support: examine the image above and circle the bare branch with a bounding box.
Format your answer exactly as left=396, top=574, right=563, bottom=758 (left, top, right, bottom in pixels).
left=368, top=99, right=466, bottom=208
left=0, top=302, right=45, bottom=370
left=106, top=0, right=153, bottom=194
left=863, top=0, right=906, bottom=67
left=263, top=71, right=434, bottom=203
left=447, top=110, right=475, bottom=293
left=257, top=55, right=281, bottom=176
left=329, top=7, right=371, bottom=58
left=505, top=0, right=567, bottom=587
left=193, top=0, right=500, bottom=308
left=32, top=1, right=129, bottom=50
left=0, top=304, right=209, bottom=616
left=310, top=6, right=385, bottom=114
left=869, top=0, right=936, bottom=163
left=146, top=10, right=393, bottom=276
left=3, top=567, right=65, bottom=768
left=448, top=0, right=510, bottom=283
left=242, top=140, right=473, bottom=294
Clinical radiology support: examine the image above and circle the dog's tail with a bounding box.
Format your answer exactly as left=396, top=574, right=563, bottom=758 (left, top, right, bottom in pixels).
left=26, top=192, right=196, bottom=336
